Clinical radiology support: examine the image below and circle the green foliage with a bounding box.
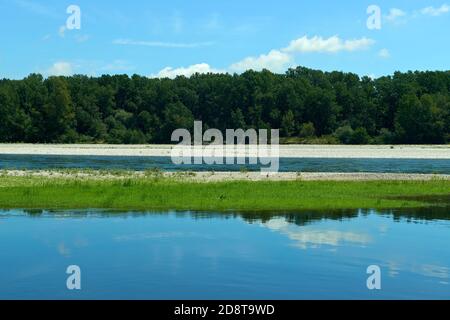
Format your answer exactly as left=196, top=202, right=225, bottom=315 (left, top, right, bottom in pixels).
left=230, top=108, right=246, bottom=129
left=162, top=101, right=194, bottom=140
left=0, top=68, right=449, bottom=144
left=0, top=84, right=31, bottom=142
left=44, top=77, right=75, bottom=142
left=334, top=125, right=354, bottom=144
left=395, top=94, right=446, bottom=144
left=281, top=110, right=296, bottom=137
left=299, top=122, right=316, bottom=138
left=375, top=128, right=396, bottom=144
left=350, top=127, right=371, bottom=145
left=334, top=126, right=371, bottom=144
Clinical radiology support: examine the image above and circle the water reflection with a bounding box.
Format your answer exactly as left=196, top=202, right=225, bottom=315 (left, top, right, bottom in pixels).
left=3, top=206, right=449, bottom=225
left=261, top=218, right=372, bottom=249
left=0, top=207, right=449, bottom=299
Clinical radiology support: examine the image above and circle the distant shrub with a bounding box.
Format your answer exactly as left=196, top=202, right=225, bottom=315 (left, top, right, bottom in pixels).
left=334, top=125, right=354, bottom=144
left=350, top=127, right=370, bottom=145
left=375, top=128, right=396, bottom=144
left=299, top=122, right=316, bottom=138
left=334, top=126, right=370, bottom=144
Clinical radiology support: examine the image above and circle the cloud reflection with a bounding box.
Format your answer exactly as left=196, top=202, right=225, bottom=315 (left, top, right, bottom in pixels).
left=418, top=264, right=449, bottom=280
left=261, top=218, right=371, bottom=249
left=57, top=242, right=71, bottom=257
left=114, top=232, right=214, bottom=242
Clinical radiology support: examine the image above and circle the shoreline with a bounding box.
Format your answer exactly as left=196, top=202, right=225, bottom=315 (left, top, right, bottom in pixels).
left=2, top=170, right=449, bottom=182
left=0, top=144, right=449, bottom=159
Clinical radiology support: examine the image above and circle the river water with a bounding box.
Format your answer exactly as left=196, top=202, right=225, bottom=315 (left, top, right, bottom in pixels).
left=0, top=154, right=449, bottom=173
left=0, top=208, right=449, bottom=299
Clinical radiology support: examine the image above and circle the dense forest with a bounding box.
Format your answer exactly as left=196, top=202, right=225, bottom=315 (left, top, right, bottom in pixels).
left=0, top=67, right=449, bottom=144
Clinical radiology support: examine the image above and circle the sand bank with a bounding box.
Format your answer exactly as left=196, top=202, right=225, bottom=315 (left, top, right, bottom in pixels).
left=2, top=170, right=449, bottom=182
left=0, top=144, right=449, bottom=159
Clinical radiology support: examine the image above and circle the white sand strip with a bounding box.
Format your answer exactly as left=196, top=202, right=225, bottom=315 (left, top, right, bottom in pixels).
left=190, top=172, right=450, bottom=182
left=0, top=144, right=449, bottom=159
left=2, top=170, right=449, bottom=182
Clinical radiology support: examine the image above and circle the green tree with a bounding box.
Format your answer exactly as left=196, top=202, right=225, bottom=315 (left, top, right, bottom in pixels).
left=0, top=85, right=30, bottom=142
left=0, top=68, right=448, bottom=144
left=161, top=101, right=194, bottom=142
left=43, top=77, right=75, bottom=142
left=230, top=108, right=246, bottom=129
left=281, top=110, right=296, bottom=137
left=394, top=94, right=443, bottom=144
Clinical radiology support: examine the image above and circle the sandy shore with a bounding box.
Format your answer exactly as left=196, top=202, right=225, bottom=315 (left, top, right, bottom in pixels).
left=2, top=170, right=449, bottom=182
left=0, top=144, right=449, bottom=159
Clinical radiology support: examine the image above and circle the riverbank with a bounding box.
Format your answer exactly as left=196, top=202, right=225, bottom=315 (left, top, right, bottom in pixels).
left=0, top=144, right=449, bottom=159
left=2, top=169, right=450, bottom=181
left=0, top=173, right=448, bottom=211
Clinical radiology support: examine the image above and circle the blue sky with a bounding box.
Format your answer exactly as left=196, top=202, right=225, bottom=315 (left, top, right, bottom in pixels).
left=0, top=0, right=449, bottom=79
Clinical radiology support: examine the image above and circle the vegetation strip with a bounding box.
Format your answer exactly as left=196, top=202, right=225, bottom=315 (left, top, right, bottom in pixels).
left=0, top=174, right=448, bottom=211
left=1, top=68, right=449, bottom=145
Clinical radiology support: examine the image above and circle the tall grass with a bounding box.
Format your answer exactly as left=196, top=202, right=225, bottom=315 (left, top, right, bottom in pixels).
left=0, top=175, right=448, bottom=211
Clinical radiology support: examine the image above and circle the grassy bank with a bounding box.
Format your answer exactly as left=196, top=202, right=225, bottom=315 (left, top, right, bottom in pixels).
left=0, top=174, right=448, bottom=211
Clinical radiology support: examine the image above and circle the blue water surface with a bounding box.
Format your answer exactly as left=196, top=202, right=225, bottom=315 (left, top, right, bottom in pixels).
left=0, top=154, right=449, bottom=173
left=0, top=208, right=449, bottom=300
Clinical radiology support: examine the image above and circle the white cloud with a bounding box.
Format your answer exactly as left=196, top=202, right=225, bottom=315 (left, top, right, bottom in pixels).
left=385, top=8, right=407, bottom=22
left=113, top=39, right=213, bottom=48
left=43, top=60, right=138, bottom=77
left=283, top=35, right=374, bottom=53
left=151, top=63, right=225, bottom=79
left=420, top=4, right=450, bottom=16
left=378, top=48, right=390, bottom=59
left=47, top=61, right=73, bottom=76
left=229, top=35, right=374, bottom=73
left=230, top=49, right=293, bottom=73
left=152, top=35, right=375, bottom=77
left=383, top=5, right=449, bottom=23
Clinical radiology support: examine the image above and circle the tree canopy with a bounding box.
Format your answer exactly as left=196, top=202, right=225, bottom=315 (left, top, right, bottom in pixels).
left=0, top=67, right=449, bottom=144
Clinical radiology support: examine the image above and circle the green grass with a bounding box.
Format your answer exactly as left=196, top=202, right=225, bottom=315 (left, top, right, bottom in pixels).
left=0, top=174, right=448, bottom=211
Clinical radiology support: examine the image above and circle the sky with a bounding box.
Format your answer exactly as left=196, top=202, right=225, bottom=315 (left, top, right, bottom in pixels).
left=0, top=0, right=449, bottom=79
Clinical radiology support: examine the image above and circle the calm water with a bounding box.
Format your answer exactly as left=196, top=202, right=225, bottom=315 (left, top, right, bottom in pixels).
left=0, top=154, right=449, bottom=173
left=0, top=208, right=449, bottom=300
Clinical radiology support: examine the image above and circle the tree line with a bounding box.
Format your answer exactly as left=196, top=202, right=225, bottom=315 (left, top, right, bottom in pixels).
left=0, top=66, right=449, bottom=144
